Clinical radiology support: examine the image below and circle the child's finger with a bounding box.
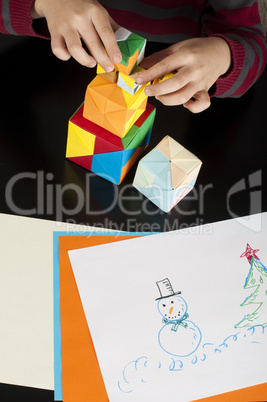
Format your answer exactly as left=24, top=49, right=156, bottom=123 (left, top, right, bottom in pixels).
left=80, top=24, right=114, bottom=71
left=144, top=69, right=192, bottom=97
left=155, top=83, right=200, bottom=106
left=51, top=34, right=71, bottom=61
left=183, top=91, right=211, bottom=113
left=63, top=29, right=97, bottom=67
left=135, top=53, right=182, bottom=85
left=140, top=48, right=172, bottom=69
left=93, top=15, right=122, bottom=64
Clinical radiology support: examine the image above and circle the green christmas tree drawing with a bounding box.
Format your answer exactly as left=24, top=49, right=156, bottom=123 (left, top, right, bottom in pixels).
left=235, top=244, right=267, bottom=328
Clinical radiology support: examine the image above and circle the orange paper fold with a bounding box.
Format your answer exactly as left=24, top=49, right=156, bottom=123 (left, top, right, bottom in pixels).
left=83, top=75, right=148, bottom=138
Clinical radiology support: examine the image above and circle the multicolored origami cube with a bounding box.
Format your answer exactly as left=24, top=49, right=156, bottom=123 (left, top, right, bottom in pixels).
left=66, top=27, right=155, bottom=185
left=83, top=75, right=148, bottom=138
left=96, top=64, right=118, bottom=83
left=117, top=66, right=145, bottom=95
left=153, top=73, right=174, bottom=85
left=114, top=27, right=146, bottom=75
left=133, top=136, right=202, bottom=212
left=66, top=103, right=156, bottom=185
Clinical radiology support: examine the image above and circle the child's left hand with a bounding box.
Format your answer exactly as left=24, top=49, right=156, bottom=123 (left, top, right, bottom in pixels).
left=136, top=37, right=231, bottom=113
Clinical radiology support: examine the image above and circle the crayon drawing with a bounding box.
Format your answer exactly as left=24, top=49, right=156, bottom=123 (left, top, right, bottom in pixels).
left=69, top=214, right=267, bottom=402
left=118, top=325, right=266, bottom=395
left=235, top=243, right=267, bottom=328
left=118, top=245, right=267, bottom=396
left=156, top=278, right=202, bottom=357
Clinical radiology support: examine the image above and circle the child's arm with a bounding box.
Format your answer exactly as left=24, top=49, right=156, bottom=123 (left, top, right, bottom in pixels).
left=0, top=0, right=38, bottom=36
left=136, top=0, right=267, bottom=112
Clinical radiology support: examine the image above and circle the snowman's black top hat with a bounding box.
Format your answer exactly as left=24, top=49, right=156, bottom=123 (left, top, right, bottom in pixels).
left=155, top=278, right=181, bottom=300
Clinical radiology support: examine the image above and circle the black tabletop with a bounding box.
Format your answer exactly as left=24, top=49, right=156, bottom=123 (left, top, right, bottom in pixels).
left=0, top=33, right=266, bottom=401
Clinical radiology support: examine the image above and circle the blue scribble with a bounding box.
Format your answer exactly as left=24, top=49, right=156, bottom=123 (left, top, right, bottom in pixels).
left=158, top=320, right=202, bottom=357
left=157, top=294, right=202, bottom=357
left=135, top=356, right=148, bottom=370
left=202, top=343, right=213, bottom=349
left=169, top=358, right=183, bottom=371
left=220, top=333, right=239, bottom=348
left=122, top=362, right=131, bottom=384
left=118, top=381, right=133, bottom=393
left=191, top=355, right=197, bottom=364
left=118, top=326, right=266, bottom=394
left=122, top=357, right=148, bottom=384
left=248, top=326, right=256, bottom=335
left=247, top=325, right=267, bottom=336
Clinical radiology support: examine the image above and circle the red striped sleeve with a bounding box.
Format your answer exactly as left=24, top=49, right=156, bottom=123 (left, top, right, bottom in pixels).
left=203, top=3, right=261, bottom=36
left=0, top=1, right=9, bottom=33
left=0, top=0, right=48, bottom=37
left=137, top=0, right=204, bottom=11
left=211, top=35, right=246, bottom=97
left=104, top=6, right=201, bottom=38
left=9, top=0, right=35, bottom=35
left=202, top=1, right=267, bottom=97
left=0, top=0, right=10, bottom=34
left=230, top=34, right=264, bottom=97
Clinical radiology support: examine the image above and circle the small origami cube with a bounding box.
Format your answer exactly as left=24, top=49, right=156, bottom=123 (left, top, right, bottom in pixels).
left=117, top=66, right=145, bottom=95
left=114, top=27, right=146, bottom=75
left=133, top=136, right=202, bottom=212
left=83, top=75, right=148, bottom=138
left=66, top=103, right=156, bottom=185
left=153, top=73, right=174, bottom=85
left=96, top=63, right=118, bottom=83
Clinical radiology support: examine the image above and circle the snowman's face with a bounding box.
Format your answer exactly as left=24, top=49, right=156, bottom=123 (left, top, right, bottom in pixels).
left=157, top=296, right=187, bottom=322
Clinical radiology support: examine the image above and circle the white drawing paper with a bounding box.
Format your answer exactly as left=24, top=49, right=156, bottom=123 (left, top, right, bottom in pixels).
left=69, top=213, right=267, bottom=402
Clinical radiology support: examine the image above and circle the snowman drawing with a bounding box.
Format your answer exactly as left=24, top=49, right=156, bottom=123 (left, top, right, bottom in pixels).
left=156, top=278, right=202, bottom=357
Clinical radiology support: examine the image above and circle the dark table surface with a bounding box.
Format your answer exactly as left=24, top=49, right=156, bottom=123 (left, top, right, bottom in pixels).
left=0, top=33, right=266, bottom=401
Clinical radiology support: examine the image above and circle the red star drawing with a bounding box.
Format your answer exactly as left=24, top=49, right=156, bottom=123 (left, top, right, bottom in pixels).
left=240, top=243, right=259, bottom=263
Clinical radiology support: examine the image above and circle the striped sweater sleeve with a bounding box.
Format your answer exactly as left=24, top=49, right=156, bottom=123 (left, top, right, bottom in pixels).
left=202, top=0, right=267, bottom=98
left=100, top=0, right=267, bottom=98
left=0, top=0, right=48, bottom=37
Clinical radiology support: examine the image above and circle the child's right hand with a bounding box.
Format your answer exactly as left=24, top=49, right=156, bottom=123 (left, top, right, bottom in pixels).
left=31, top=0, right=122, bottom=70
left=137, top=37, right=231, bottom=113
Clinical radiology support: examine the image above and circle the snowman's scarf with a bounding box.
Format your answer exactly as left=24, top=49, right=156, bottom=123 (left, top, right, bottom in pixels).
left=162, top=313, right=189, bottom=332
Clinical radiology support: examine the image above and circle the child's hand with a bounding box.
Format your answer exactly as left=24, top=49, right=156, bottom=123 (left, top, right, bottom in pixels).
left=31, top=0, right=122, bottom=70
left=137, top=37, right=231, bottom=113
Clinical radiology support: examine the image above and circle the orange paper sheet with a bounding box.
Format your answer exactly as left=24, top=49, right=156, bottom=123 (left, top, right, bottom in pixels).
left=59, top=235, right=135, bottom=402
left=58, top=235, right=267, bottom=402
